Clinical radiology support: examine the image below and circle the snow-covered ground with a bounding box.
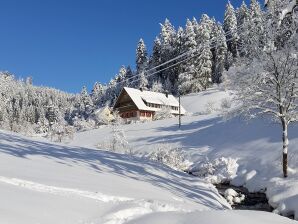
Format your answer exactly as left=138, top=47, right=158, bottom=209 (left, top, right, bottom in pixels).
left=0, top=130, right=295, bottom=223
left=70, top=87, right=298, bottom=220
left=0, top=130, right=231, bottom=223
left=0, top=87, right=297, bottom=223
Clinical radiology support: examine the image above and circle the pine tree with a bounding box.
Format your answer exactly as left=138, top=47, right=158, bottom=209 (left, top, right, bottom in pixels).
left=135, top=39, right=149, bottom=89
left=159, top=19, right=176, bottom=86
left=152, top=37, right=162, bottom=66
left=160, top=18, right=176, bottom=53
left=149, top=37, right=162, bottom=87
left=241, top=0, right=265, bottom=58
left=213, top=23, right=228, bottom=83
left=91, top=82, right=104, bottom=105
left=236, top=1, right=250, bottom=56
left=181, top=19, right=199, bottom=93
left=237, top=1, right=250, bottom=27
left=138, top=71, right=149, bottom=90
left=195, top=14, right=213, bottom=90
left=223, top=1, right=240, bottom=58
left=124, top=66, right=134, bottom=88
left=192, top=17, right=200, bottom=43
left=116, top=65, right=127, bottom=91
left=80, top=86, right=93, bottom=118
left=151, top=79, right=164, bottom=92
left=136, top=38, right=148, bottom=73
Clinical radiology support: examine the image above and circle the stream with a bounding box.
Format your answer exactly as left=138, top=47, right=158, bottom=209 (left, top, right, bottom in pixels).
left=214, top=182, right=273, bottom=212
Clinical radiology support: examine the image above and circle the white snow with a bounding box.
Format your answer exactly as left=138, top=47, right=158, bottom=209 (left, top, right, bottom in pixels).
left=0, top=129, right=231, bottom=223
left=70, top=86, right=298, bottom=220
left=1, top=86, right=298, bottom=222
left=224, top=188, right=245, bottom=205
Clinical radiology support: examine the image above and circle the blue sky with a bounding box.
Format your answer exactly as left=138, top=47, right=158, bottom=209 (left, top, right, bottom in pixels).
left=0, top=0, right=252, bottom=93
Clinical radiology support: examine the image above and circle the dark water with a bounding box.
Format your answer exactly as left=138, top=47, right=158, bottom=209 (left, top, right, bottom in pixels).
left=214, top=183, right=273, bottom=212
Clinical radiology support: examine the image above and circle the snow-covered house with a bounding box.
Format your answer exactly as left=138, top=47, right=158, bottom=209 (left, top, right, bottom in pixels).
left=113, top=87, right=186, bottom=122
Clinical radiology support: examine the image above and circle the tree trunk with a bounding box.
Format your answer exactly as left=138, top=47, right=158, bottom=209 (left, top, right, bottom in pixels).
left=281, top=119, right=289, bottom=178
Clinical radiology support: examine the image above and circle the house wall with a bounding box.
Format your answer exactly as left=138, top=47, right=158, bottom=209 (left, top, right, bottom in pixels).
left=120, top=110, right=154, bottom=122
left=138, top=110, right=154, bottom=121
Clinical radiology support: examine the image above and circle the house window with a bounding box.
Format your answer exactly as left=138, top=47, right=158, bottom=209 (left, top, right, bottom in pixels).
left=146, top=112, right=151, bottom=117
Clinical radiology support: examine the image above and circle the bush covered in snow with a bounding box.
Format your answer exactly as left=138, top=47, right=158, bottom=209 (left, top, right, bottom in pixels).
left=48, top=123, right=75, bottom=143
left=96, top=111, right=132, bottom=154
left=204, top=101, right=216, bottom=114
left=220, top=98, right=232, bottom=111
left=153, top=106, right=173, bottom=121
left=190, top=157, right=239, bottom=184
left=147, top=143, right=189, bottom=171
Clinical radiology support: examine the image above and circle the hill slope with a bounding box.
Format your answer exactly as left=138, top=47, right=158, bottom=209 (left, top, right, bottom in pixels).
left=71, top=87, right=298, bottom=220
left=0, top=127, right=295, bottom=223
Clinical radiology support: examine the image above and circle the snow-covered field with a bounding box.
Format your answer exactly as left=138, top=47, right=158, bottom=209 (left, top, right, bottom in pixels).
left=0, top=130, right=231, bottom=223
left=0, top=87, right=297, bottom=223
left=71, top=87, right=298, bottom=220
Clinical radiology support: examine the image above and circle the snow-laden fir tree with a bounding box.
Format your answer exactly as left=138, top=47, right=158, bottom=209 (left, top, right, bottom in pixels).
left=176, top=27, right=185, bottom=56
left=213, top=23, right=228, bottom=83
left=195, top=14, right=213, bottom=90
left=241, top=0, right=265, bottom=59
left=79, top=86, right=94, bottom=118
left=179, top=19, right=198, bottom=93
left=236, top=1, right=250, bottom=56
left=124, top=66, right=134, bottom=88
left=236, top=1, right=250, bottom=27
left=151, top=79, right=164, bottom=92
left=159, top=19, right=176, bottom=87
left=160, top=18, right=176, bottom=54
left=223, top=1, right=240, bottom=58
left=115, top=66, right=127, bottom=92
left=136, top=38, right=148, bottom=73
left=152, top=37, right=162, bottom=67
left=135, top=39, right=149, bottom=89
left=191, top=17, right=200, bottom=43
left=91, top=82, right=104, bottom=106
left=148, top=37, right=162, bottom=88
left=138, top=71, right=149, bottom=90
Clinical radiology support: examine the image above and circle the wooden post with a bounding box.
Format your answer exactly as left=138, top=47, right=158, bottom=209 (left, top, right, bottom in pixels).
left=179, top=94, right=181, bottom=129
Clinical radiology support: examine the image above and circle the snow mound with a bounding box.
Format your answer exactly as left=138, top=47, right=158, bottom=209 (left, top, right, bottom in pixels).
left=190, top=157, right=239, bottom=184
left=224, top=188, right=245, bottom=205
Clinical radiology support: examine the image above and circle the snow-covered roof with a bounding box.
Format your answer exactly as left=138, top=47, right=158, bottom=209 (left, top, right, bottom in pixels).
left=117, top=87, right=186, bottom=114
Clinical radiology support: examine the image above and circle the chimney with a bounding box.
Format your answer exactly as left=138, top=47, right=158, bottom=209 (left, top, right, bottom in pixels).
left=165, top=91, right=169, bottom=98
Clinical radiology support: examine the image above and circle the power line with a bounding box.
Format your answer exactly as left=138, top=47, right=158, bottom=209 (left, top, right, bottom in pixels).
left=110, top=15, right=269, bottom=88
left=118, top=26, right=247, bottom=86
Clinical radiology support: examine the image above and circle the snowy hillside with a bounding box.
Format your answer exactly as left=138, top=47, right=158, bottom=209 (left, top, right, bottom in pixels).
left=0, top=129, right=230, bottom=223
left=71, top=87, right=298, bottom=220
left=0, top=129, right=295, bottom=223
